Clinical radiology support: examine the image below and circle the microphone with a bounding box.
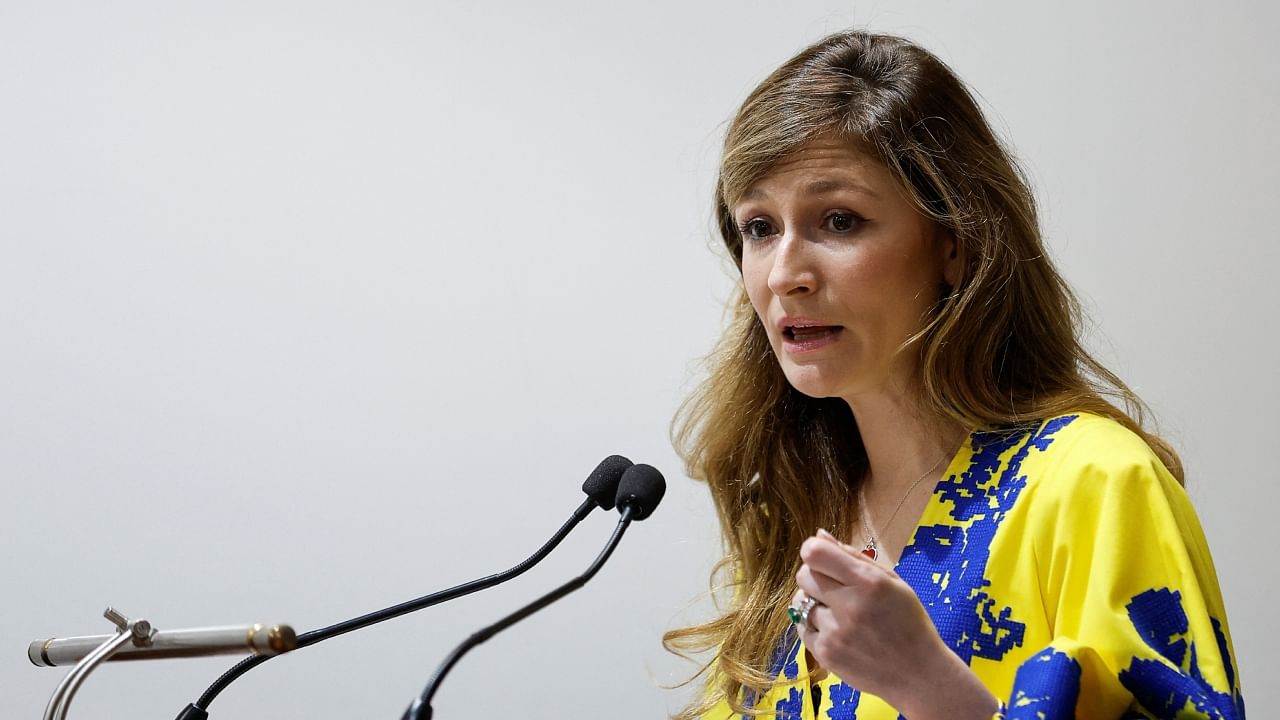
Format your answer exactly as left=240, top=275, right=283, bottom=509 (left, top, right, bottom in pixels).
left=612, top=461, right=665, bottom=520
left=402, top=463, right=666, bottom=720
left=175, top=455, right=633, bottom=720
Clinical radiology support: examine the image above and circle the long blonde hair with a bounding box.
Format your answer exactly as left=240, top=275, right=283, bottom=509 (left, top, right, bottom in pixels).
left=664, top=29, right=1182, bottom=719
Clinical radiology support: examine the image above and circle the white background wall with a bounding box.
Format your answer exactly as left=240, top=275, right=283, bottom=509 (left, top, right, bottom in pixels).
left=2, top=1, right=1275, bottom=717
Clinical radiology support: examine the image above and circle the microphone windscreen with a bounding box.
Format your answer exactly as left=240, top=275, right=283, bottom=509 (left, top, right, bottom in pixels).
left=582, top=455, right=633, bottom=510
left=615, top=464, right=666, bottom=521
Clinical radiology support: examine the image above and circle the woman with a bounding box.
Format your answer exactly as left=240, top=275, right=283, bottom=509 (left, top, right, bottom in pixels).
left=665, top=30, right=1244, bottom=720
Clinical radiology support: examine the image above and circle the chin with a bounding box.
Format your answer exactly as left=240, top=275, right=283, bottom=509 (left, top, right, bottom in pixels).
left=779, top=365, right=848, bottom=400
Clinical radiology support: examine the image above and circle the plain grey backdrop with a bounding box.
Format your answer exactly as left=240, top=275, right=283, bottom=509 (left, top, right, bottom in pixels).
left=3, top=0, right=1276, bottom=717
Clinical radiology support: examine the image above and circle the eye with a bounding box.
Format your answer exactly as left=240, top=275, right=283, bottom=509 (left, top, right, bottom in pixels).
left=822, top=211, right=863, bottom=233
left=737, top=217, right=776, bottom=240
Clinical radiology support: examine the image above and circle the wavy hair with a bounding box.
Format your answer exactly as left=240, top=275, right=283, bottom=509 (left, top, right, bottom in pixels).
left=663, top=29, right=1182, bottom=719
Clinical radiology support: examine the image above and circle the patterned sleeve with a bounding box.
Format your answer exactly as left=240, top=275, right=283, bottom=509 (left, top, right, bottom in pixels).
left=1009, top=423, right=1245, bottom=719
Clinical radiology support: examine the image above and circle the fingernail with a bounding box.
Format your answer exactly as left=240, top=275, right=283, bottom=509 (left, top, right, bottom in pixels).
left=818, top=527, right=857, bottom=551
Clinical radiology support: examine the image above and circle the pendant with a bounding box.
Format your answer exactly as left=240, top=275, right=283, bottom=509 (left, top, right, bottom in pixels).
left=861, top=540, right=878, bottom=560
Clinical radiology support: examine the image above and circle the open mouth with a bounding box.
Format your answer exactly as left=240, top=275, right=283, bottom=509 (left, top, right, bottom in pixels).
left=784, top=324, right=843, bottom=341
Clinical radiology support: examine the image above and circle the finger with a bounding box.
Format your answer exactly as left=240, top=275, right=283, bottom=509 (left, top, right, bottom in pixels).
left=795, top=563, right=845, bottom=603
left=795, top=611, right=814, bottom=646
left=814, top=529, right=888, bottom=569
left=815, top=527, right=868, bottom=555
left=800, top=604, right=838, bottom=665
left=790, top=587, right=826, bottom=617
left=805, top=532, right=898, bottom=576
left=800, top=536, right=881, bottom=585
left=791, top=587, right=809, bottom=608
left=789, top=590, right=822, bottom=639
left=815, top=527, right=856, bottom=551
left=805, top=602, right=835, bottom=635
left=806, top=531, right=872, bottom=563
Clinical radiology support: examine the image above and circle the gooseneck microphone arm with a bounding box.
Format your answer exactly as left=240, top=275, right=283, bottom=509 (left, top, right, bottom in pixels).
left=177, top=454, right=635, bottom=720
left=177, top=499, right=597, bottom=720
left=402, top=462, right=666, bottom=720
left=402, top=506, right=636, bottom=720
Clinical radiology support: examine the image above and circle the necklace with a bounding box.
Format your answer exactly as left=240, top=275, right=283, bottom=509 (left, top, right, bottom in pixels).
left=857, top=453, right=949, bottom=561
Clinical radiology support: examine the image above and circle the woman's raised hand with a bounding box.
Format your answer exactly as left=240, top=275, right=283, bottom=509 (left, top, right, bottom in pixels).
left=792, top=529, right=999, bottom=720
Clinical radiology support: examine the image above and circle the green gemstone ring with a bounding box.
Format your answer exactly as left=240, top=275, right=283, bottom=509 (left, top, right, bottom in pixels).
left=789, top=595, right=818, bottom=626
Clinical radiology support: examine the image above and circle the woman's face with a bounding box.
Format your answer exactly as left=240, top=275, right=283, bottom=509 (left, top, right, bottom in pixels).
left=734, top=138, right=958, bottom=404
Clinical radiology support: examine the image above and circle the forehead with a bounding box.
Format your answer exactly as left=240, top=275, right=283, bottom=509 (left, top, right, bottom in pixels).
left=736, top=138, right=888, bottom=206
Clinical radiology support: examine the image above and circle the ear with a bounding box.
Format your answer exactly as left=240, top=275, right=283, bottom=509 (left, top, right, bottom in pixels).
left=937, top=227, right=961, bottom=288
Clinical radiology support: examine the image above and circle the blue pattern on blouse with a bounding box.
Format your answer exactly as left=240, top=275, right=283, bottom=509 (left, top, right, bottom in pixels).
left=1006, top=648, right=1081, bottom=719
left=824, top=681, right=861, bottom=719
left=897, top=416, right=1077, bottom=664
left=1119, top=588, right=1245, bottom=719
left=742, top=627, right=803, bottom=718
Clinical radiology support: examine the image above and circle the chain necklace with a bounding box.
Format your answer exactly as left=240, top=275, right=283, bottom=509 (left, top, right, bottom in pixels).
left=857, top=453, right=949, bottom=561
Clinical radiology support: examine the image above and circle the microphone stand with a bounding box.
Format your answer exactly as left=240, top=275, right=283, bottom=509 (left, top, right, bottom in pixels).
left=402, top=505, right=636, bottom=720
left=178, top=497, right=601, bottom=720
left=39, top=609, right=150, bottom=720
left=34, top=607, right=295, bottom=720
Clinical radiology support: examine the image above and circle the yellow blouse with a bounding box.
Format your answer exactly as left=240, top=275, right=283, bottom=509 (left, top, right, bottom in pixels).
left=704, top=413, right=1244, bottom=719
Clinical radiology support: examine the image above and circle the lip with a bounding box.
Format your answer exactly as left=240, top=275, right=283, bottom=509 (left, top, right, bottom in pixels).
left=777, top=316, right=844, bottom=354
left=777, top=316, right=834, bottom=333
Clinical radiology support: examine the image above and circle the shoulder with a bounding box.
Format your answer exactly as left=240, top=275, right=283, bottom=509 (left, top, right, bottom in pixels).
left=953, top=412, right=1176, bottom=505
left=1015, top=412, right=1180, bottom=500
left=1037, top=411, right=1161, bottom=460
left=952, top=412, right=1192, bottom=539
left=1005, top=413, right=1199, bottom=546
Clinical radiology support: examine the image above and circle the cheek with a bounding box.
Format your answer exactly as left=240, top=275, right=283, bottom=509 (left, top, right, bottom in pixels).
left=837, top=249, right=933, bottom=305
left=740, top=261, right=772, bottom=319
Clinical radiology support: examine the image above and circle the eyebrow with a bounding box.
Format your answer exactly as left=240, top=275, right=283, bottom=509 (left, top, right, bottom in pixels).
left=739, top=177, right=880, bottom=203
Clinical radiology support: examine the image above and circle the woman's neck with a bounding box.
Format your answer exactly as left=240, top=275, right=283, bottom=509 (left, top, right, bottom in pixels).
left=844, top=387, right=965, bottom=563
left=845, top=387, right=964, bottom=495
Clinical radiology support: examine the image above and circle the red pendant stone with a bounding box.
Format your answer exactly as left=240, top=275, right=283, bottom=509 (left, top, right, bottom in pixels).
left=861, top=546, right=878, bottom=560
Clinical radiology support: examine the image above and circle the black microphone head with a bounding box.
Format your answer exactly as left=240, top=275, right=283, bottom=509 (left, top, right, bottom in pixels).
left=614, top=463, right=666, bottom=521
left=582, top=455, right=633, bottom=510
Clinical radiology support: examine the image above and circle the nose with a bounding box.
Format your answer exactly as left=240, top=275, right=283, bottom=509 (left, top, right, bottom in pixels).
left=766, top=232, right=816, bottom=297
